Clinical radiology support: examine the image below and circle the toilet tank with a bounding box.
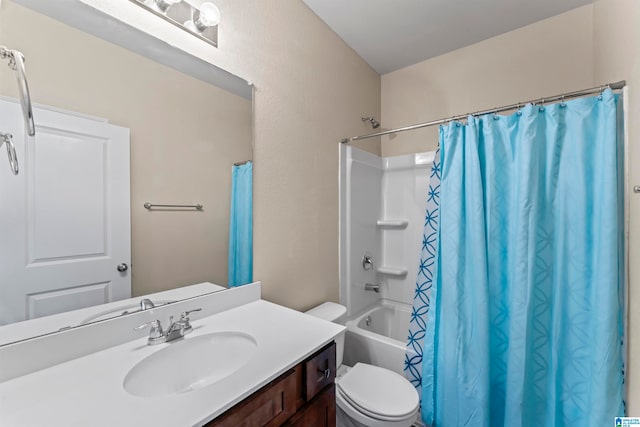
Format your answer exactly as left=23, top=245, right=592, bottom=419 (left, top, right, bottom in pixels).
left=305, top=302, right=347, bottom=367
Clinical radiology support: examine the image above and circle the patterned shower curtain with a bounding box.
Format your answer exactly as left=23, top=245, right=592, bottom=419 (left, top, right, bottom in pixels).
left=405, top=149, right=441, bottom=399
left=420, top=90, right=624, bottom=426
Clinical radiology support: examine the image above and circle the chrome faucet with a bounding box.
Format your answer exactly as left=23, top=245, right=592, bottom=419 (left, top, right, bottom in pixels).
left=365, top=283, right=380, bottom=293
left=165, top=309, right=202, bottom=341
left=134, top=308, right=202, bottom=345
left=139, top=298, right=155, bottom=310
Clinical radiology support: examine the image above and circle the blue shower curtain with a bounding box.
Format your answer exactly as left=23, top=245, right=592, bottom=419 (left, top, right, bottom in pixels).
left=228, top=161, right=253, bottom=287
left=421, top=90, right=624, bottom=426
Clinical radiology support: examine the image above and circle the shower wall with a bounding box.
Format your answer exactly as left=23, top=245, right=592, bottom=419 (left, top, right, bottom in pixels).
left=340, top=144, right=433, bottom=316
left=380, top=152, right=432, bottom=304
left=340, top=146, right=382, bottom=317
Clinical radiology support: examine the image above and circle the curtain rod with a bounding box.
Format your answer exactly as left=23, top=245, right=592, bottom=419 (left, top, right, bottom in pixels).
left=340, top=80, right=626, bottom=144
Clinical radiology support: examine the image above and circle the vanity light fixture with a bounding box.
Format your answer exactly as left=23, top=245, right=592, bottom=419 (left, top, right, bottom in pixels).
left=130, top=0, right=219, bottom=47
left=150, top=0, right=181, bottom=13
left=183, top=2, right=220, bottom=33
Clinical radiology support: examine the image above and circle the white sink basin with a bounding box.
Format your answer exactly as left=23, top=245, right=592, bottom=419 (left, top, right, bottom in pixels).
left=123, top=332, right=257, bottom=398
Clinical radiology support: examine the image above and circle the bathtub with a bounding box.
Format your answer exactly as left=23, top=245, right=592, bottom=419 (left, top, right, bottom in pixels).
left=343, top=299, right=415, bottom=376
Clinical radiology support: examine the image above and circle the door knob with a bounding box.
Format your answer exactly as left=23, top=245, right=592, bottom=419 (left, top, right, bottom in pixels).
left=117, top=263, right=129, bottom=272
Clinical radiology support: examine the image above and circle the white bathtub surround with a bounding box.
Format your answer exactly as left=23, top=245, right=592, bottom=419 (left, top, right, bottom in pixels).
left=340, top=145, right=434, bottom=376
left=340, top=145, right=383, bottom=317
left=340, top=145, right=433, bottom=312
left=0, top=286, right=344, bottom=426
left=380, top=151, right=433, bottom=304
left=343, top=299, right=416, bottom=376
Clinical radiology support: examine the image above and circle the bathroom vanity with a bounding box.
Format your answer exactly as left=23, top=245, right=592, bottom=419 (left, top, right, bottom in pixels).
left=208, top=342, right=336, bottom=426
left=0, top=283, right=343, bottom=426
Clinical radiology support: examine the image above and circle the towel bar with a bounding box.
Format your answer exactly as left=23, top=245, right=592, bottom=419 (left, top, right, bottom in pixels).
left=144, top=202, right=203, bottom=211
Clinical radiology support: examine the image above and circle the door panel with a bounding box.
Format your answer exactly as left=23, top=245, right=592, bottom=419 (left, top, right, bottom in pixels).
left=30, top=127, right=107, bottom=261
left=0, top=99, right=130, bottom=325
left=26, top=281, right=111, bottom=319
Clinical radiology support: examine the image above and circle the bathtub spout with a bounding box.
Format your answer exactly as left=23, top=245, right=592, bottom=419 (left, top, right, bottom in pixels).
left=365, top=283, right=380, bottom=293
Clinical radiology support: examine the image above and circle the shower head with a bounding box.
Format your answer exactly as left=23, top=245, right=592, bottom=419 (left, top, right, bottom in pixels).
left=362, top=116, right=380, bottom=129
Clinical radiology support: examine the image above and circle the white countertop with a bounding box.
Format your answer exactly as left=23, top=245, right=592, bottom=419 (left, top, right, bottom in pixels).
left=0, top=300, right=344, bottom=427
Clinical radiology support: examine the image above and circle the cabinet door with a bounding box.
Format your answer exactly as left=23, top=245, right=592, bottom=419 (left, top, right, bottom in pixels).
left=284, top=384, right=336, bottom=427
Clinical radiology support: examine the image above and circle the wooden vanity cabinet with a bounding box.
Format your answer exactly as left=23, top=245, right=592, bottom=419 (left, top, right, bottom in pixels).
left=206, top=342, right=336, bottom=427
left=282, top=384, right=335, bottom=427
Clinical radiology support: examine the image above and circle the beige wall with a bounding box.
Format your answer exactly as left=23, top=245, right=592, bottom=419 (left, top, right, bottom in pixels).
left=0, top=1, right=252, bottom=296
left=381, top=5, right=594, bottom=157
left=593, top=0, right=640, bottom=412
left=192, top=0, right=381, bottom=309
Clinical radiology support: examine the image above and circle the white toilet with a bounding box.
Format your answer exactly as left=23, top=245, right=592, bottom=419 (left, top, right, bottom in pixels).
left=306, top=302, right=419, bottom=427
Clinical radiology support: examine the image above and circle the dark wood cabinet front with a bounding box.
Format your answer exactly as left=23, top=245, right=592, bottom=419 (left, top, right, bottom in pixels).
left=206, top=342, right=336, bottom=427
left=283, top=384, right=336, bottom=427
left=303, top=343, right=336, bottom=401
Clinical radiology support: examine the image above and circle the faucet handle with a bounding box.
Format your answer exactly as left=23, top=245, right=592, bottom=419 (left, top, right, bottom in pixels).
left=134, top=319, right=161, bottom=332
left=362, top=252, right=374, bottom=271
left=180, top=308, right=202, bottom=320
left=177, top=309, right=202, bottom=336
left=134, top=319, right=165, bottom=345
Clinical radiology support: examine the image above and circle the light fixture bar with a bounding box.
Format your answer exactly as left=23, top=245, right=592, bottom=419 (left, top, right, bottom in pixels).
left=128, top=0, right=218, bottom=47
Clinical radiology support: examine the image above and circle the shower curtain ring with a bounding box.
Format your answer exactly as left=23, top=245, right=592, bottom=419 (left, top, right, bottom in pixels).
left=539, top=98, right=546, bottom=112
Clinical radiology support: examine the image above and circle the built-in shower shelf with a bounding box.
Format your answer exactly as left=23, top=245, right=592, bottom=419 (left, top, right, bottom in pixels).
left=376, top=220, right=409, bottom=229
left=376, top=266, right=408, bottom=277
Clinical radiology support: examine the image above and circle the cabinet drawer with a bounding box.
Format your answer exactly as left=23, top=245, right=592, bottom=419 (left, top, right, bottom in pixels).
left=207, top=370, right=297, bottom=427
left=304, top=343, right=336, bottom=401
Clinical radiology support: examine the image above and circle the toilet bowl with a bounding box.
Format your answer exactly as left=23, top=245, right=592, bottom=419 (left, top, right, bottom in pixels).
left=305, top=303, right=419, bottom=427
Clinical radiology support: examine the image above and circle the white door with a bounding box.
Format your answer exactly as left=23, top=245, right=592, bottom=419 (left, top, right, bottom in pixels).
left=0, top=99, right=130, bottom=325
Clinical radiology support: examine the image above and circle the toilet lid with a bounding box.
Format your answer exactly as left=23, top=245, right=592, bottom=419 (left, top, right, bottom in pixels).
left=337, top=363, right=419, bottom=419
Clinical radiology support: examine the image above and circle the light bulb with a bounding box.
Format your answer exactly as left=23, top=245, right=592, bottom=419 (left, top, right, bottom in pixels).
left=153, top=0, right=181, bottom=12
left=194, top=2, right=220, bottom=31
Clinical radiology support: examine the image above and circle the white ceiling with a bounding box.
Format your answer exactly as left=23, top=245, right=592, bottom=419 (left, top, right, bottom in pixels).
left=302, top=0, right=593, bottom=75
